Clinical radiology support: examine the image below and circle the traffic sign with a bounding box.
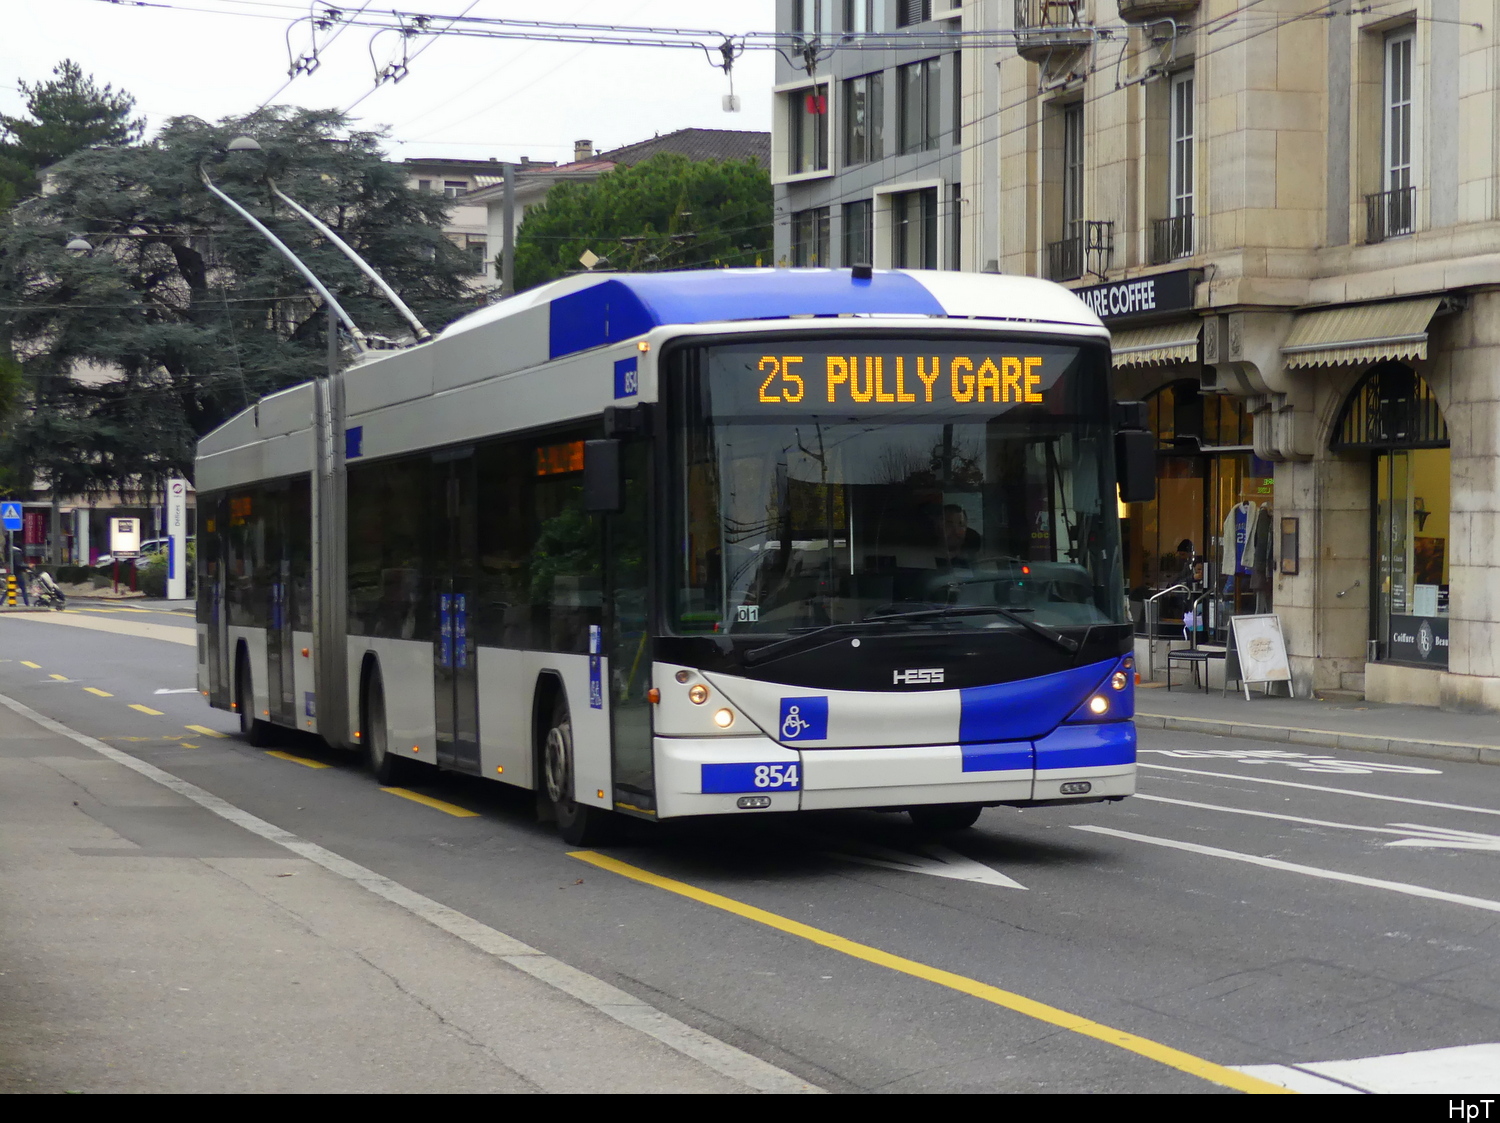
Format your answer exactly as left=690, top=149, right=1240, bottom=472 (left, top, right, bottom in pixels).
left=0, top=502, right=20, bottom=531
left=110, top=516, right=141, bottom=559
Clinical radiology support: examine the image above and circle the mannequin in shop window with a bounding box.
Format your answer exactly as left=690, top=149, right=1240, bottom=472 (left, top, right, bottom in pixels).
left=1221, top=501, right=1273, bottom=609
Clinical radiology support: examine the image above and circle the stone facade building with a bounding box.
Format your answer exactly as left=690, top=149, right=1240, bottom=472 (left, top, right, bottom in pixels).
left=774, top=0, right=1500, bottom=711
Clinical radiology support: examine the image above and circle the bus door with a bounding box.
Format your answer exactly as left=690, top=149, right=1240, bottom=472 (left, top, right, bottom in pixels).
left=264, top=486, right=296, bottom=727
left=203, top=495, right=231, bottom=709
left=608, top=441, right=654, bottom=812
left=433, top=449, right=481, bottom=773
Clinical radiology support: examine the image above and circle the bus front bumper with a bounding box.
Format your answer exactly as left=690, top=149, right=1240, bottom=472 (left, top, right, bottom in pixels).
left=652, top=728, right=1136, bottom=819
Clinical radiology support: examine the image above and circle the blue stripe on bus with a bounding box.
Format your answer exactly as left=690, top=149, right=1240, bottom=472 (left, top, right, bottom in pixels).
left=958, top=658, right=1115, bottom=743
left=1033, top=722, right=1136, bottom=770
left=959, top=743, right=1034, bottom=773
left=547, top=271, right=947, bottom=359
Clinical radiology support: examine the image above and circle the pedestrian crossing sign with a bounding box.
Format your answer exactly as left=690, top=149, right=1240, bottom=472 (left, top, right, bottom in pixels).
left=0, top=502, right=20, bottom=531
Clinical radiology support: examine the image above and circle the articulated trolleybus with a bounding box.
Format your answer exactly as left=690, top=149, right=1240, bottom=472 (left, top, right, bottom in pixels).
left=196, top=268, right=1155, bottom=842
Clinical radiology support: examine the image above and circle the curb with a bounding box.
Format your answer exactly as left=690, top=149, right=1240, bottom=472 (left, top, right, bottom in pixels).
left=1135, top=711, right=1500, bottom=767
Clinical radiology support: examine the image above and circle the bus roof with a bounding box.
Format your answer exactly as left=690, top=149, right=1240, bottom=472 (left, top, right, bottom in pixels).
left=440, top=268, right=1105, bottom=361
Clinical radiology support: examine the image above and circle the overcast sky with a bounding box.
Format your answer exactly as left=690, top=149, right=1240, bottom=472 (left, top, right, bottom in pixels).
left=1, top=0, right=775, bottom=163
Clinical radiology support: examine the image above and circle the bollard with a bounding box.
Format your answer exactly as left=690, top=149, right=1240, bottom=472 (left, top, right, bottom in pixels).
left=5, top=574, right=15, bottom=608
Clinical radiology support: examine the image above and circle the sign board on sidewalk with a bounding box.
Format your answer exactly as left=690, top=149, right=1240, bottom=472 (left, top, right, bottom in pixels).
left=1228, top=614, right=1292, bottom=700
left=167, top=477, right=188, bottom=600
left=110, top=517, right=141, bottom=559
left=0, top=502, right=20, bottom=531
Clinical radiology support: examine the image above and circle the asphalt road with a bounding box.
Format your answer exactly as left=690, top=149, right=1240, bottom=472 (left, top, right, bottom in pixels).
left=3, top=604, right=1498, bottom=1094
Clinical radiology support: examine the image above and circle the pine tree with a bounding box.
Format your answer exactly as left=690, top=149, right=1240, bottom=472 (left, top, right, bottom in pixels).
left=0, top=60, right=145, bottom=199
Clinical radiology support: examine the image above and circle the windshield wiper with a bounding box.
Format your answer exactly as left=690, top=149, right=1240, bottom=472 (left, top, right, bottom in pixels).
left=868, top=605, right=1080, bottom=655
left=740, top=605, right=1078, bottom=668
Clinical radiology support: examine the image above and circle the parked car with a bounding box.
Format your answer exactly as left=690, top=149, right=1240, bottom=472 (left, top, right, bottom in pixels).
left=94, top=537, right=187, bottom=567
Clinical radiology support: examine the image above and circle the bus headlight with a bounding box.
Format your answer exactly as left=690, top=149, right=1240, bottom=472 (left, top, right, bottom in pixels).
left=712, top=708, right=735, bottom=728
left=1088, top=695, right=1110, bottom=716
left=1110, top=671, right=1128, bottom=691
left=688, top=683, right=710, bottom=705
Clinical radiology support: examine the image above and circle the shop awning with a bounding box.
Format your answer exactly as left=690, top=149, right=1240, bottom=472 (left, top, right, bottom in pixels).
left=1281, top=296, right=1442, bottom=369
left=1110, top=322, right=1201, bottom=368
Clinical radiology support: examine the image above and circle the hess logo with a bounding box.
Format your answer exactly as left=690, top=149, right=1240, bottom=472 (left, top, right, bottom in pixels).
left=893, top=667, right=944, bottom=685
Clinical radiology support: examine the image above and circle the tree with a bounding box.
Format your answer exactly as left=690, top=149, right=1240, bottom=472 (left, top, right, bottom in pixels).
left=0, top=60, right=145, bottom=200
left=513, top=153, right=772, bottom=292
left=0, top=106, right=478, bottom=497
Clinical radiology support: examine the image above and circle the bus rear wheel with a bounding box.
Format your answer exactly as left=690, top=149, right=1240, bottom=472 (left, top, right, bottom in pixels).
left=542, top=698, right=616, bottom=846
left=908, top=803, right=983, bottom=832
left=365, top=670, right=417, bottom=785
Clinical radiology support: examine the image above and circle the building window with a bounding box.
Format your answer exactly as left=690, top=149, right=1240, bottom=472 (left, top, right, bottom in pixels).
left=891, top=188, right=937, bottom=269
left=465, top=236, right=488, bottom=274
left=843, top=72, right=885, bottom=165
left=1371, top=26, right=1416, bottom=241
left=1062, top=102, right=1084, bottom=235
left=898, top=58, right=941, bottom=154
left=792, top=207, right=831, bottom=266
left=794, top=0, right=834, bottom=34
left=952, top=51, right=962, bottom=144
left=443, top=180, right=468, bottom=198
left=1152, top=69, right=1195, bottom=263
left=897, top=0, right=932, bottom=26
left=1044, top=101, right=1086, bottom=280
left=843, top=199, right=873, bottom=265
left=845, top=0, right=875, bottom=32
left=417, top=179, right=432, bottom=192
left=788, top=85, right=830, bottom=173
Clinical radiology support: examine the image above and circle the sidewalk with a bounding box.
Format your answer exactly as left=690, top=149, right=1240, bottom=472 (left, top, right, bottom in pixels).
left=1136, top=683, right=1500, bottom=766
left=0, top=699, right=802, bottom=1093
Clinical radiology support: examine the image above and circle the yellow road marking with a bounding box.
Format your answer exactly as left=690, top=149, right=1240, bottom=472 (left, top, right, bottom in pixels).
left=49, top=673, right=67, bottom=681
left=266, top=750, right=330, bottom=769
left=380, top=787, right=479, bottom=818
left=185, top=724, right=226, bottom=738
left=570, top=852, right=1295, bottom=1096
left=182, top=743, right=199, bottom=749
left=21, top=661, right=40, bottom=669
left=129, top=703, right=165, bottom=715
left=83, top=686, right=113, bottom=697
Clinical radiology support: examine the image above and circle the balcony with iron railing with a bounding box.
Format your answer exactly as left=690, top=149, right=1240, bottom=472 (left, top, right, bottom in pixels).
left=1013, top=0, right=1093, bottom=63
left=1115, top=0, right=1199, bottom=22
left=1151, top=213, right=1194, bottom=264
left=1365, top=186, right=1414, bottom=244
left=1046, top=219, right=1113, bottom=281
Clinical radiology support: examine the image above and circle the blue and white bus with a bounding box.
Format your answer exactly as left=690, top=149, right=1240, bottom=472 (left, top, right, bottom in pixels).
left=195, top=268, right=1152, bottom=842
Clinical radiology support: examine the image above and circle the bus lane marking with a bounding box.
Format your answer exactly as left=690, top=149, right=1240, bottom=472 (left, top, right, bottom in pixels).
left=568, top=850, right=1292, bottom=1095
left=129, top=704, right=165, bottom=715
left=380, top=787, right=479, bottom=817
left=1140, top=748, right=1441, bottom=776
left=1137, top=793, right=1500, bottom=851
left=0, top=688, right=818, bottom=1094
left=266, top=750, right=331, bottom=770
left=1140, top=763, right=1500, bottom=818
left=20, top=661, right=41, bottom=669
left=1074, top=825, right=1500, bottom=914
left=185, top=724, right=227, bottom=738
left=83, top=687, right=113, bottom=697
left=820, top=839, right=1026, bottom=888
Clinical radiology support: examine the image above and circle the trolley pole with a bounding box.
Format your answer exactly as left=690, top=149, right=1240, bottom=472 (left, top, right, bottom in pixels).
left=311, top=304, right=351, bottom=749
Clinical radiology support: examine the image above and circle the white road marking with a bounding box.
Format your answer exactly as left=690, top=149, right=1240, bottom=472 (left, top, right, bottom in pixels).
left=1136, top=794, right=1500, bottom=851
left=0, top=688, right=820, bottom=1094
left=1074, top=825, right=1500, bottom=914
left=1140, top=763, right=1500, bottom=818
left=1237, top=1043, right=1500, bottom=1094
left=154, top=688, right=200, bottom=695
left=1140, top=748, right=1441, bottom=775
left=823, top=841, right=1026, bottom=889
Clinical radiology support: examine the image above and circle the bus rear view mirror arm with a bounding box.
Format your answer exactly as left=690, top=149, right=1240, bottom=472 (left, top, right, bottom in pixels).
left=584, top=439, right=625, bottom=513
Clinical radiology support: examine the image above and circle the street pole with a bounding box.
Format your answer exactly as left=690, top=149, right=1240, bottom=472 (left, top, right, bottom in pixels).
left=501, top=161, right=515, bottom=298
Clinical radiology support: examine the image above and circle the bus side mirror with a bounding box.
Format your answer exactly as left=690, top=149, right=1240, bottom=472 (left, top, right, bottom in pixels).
left=583, top=439, right=624, bottom=513
left=1116, top=430, right=1155, bottom=504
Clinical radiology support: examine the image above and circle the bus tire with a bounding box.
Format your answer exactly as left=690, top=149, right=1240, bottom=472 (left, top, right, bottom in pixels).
left=541, top=696, right=616, bottom=846
left=908, top=803, right=983, bottom=832
left=364, top=668, right=416, bottom=785
left=236, top=650, right=275, bottom=748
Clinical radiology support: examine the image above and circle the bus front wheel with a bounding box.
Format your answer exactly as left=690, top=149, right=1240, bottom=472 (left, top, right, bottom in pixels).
left=236, top=652, right=274, bottom=748
left=908, top=803, right=983, bottom=832
left=542, top=698, right=616, bottom=846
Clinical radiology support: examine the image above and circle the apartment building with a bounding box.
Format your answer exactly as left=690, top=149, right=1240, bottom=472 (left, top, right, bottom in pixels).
left=774, top=1, right=1500, bottom=712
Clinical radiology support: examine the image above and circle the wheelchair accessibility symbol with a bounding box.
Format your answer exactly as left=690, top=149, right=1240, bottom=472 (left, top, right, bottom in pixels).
left=778, top=696, right=828, bottom=741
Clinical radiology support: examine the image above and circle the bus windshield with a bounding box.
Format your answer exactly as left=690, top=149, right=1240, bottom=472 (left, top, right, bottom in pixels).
left=671, top=336, right=1125, bottom=636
